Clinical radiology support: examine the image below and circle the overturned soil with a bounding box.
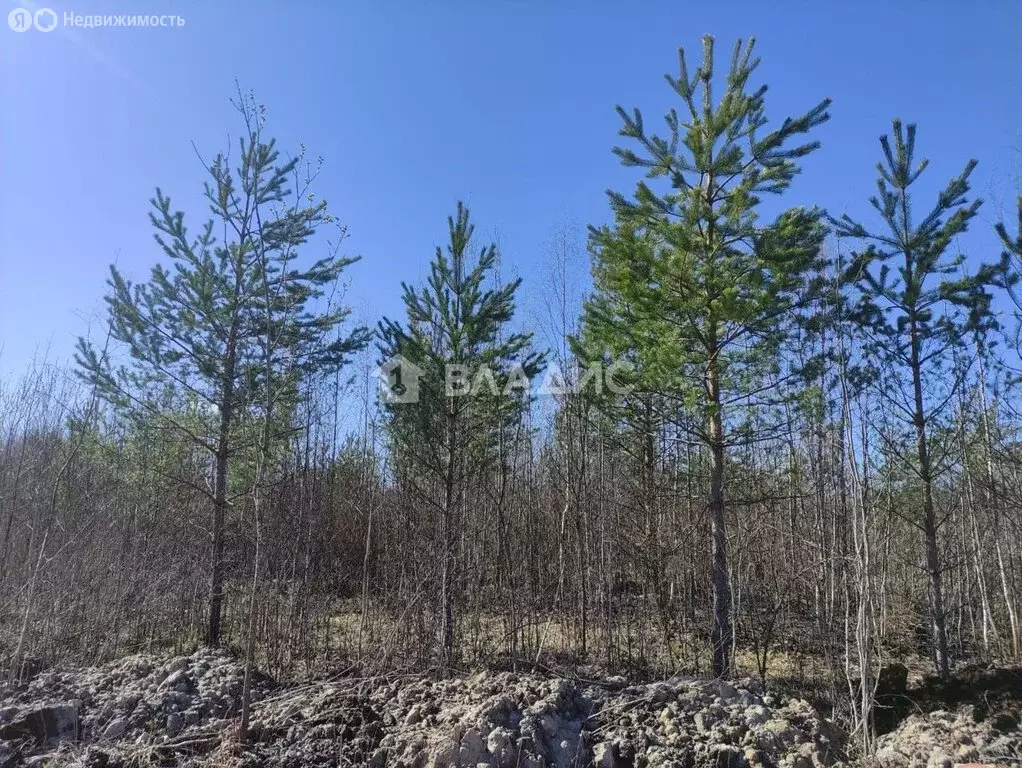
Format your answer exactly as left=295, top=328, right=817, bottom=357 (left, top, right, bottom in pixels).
left=0, top=651, right=1018, bottom=767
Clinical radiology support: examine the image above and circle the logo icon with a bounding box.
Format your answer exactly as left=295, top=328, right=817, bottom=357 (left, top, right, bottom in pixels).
left=378, top=355, right=423, bottom=404
left=34, top=8, right=57, bottom=31
left=8, top=7, right=32, bottom=31
left=7, top=7, right=57, bottom=32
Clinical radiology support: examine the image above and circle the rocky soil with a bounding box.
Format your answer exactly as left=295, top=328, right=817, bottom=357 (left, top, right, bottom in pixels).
left=0, top=650, right=1017, bottom=767
left=874, top=706, right=1021, bottom=768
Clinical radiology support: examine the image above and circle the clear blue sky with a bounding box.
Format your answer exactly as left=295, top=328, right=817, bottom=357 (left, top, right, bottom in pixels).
left=2, top=0, right=1020, bottom=378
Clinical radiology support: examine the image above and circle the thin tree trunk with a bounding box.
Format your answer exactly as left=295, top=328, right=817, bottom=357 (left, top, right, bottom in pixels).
left=977, top=352, right=1021, bottom=658
left=707, top=351, right=733, bottom=679
left=208, top=445, right=229, bottom=647
left=909, top=318, right=950, bottom=679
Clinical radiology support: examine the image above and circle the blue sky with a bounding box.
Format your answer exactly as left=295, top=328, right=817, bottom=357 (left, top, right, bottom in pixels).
left=2, top=0, right=1020, bottom=379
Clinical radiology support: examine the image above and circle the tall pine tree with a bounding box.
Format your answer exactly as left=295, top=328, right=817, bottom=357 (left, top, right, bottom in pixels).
left=832, top=120, right=1002, bottom=679
left=76, top=95, right=370, bottom=646
left=580, top=36, right=830, bottom=678
left=378, top=202, right=544, bottom=671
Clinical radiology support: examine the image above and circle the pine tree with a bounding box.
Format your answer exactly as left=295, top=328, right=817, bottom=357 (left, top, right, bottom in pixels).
left=378, top=202, right=544, bottom=671
left=76, top=95, right=370, bottom=647
left=997, top=196, right=1022, bottom=353
left=997, top=196, right=1022, bottom=262
left=832, top=120, right=1002, bottom=679
left=579, top=35, right=830, bottom=678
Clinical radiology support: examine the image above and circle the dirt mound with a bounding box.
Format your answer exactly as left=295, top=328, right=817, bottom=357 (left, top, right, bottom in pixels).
left=868, top=663, right=1022, bottom=767
left=0, top=652, right=849, bottom=767
left=913, top=665, right=1022, bottom=717
left=874, top=705, right=1021, bottom=767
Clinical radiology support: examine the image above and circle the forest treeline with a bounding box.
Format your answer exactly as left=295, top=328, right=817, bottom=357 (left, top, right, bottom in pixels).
left=2, top=36, right=1022, bottom=750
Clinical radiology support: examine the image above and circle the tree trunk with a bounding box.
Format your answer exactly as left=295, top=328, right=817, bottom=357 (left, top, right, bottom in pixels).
left=439, top=399, right=458, bottom=672
left=207, top=447, right=228, bottom=647
left=909, top=318, right=950, bottom=679
left=707, top=352, right=733, bottom=678
left=977, top=352, right=1021, bottom=657
left=206, top=313, right=240, bottom=649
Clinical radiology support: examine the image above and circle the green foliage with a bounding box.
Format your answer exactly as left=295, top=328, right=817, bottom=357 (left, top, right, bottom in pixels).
left=76, top=95, right=370, bottom=483
left=579, top=35, right=830, bottom=434
left=993, top=195, right=1017, bottom=261
left=378, top=202, right=545, bottom=482
left=997, top=196, right=1022, bottom=261
left=832, top=120, right=1002, bottom=365
left=996, top=196, right=1022, bottom=354
left=831, top=120, right=1007, bottom=432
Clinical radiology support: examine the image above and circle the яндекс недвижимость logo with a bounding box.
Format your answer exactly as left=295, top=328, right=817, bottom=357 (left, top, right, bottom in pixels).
left=8, top=8, right=57, bottom=32
left=8, top=8, right=185, bottom=32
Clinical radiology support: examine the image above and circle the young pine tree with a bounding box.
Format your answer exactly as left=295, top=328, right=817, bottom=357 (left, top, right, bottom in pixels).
left=76, top=95, right=370, bottom=647
left=832, top=120, right=1002, bottom=679
left=378, top=203, right=544, bottom=672
left=580, top=36, right=830, bottom=678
